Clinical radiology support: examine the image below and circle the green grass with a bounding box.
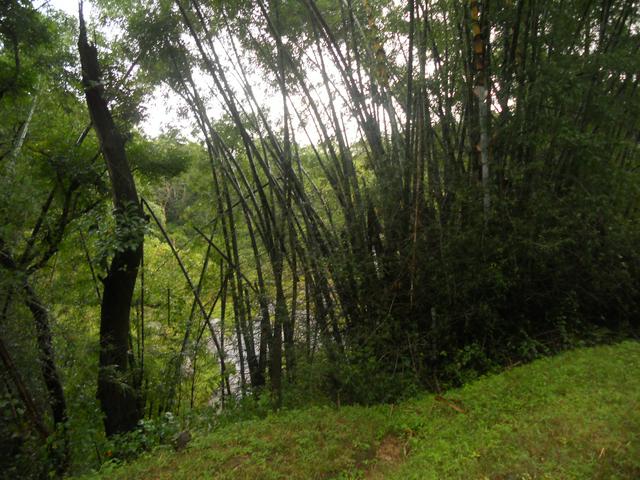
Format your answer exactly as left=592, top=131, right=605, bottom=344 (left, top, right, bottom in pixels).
left=80, top=341, right=640, bottom=479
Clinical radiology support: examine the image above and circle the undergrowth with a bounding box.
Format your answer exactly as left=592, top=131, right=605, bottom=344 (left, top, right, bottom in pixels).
left=78, top=340, right=640, bottom=479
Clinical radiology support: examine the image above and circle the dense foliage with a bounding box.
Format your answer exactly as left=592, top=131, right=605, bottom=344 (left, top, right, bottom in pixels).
left=0, top=0, right=638, bottom=476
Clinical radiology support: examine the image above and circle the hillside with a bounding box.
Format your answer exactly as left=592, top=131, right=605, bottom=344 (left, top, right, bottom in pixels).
left=82, top=341, right=640, bottom=479
left=3, top=2, right=640, bottom=477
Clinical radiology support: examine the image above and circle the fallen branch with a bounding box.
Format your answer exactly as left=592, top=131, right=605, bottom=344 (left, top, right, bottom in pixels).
left=435, top=395, right=467, bottom=414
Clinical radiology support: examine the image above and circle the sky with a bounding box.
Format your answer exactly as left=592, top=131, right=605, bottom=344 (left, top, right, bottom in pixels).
left=45, top=0, right=192, bottom=138
left=42, top=0, right=356, bottom=145
left=46, top=0, right=88, bottom=16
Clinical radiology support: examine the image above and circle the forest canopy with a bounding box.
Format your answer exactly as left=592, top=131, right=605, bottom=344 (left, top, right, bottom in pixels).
left=0, top=0, right=639, bottom=477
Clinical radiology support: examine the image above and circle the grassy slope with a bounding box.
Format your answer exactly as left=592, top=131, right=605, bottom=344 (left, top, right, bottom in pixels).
left=85, top=341, right=640, bottom=479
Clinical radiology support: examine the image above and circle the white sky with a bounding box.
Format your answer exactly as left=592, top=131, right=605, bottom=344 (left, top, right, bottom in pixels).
left=45, top=0, right=192, bottom=138
left=43, top=0, right=361, bottom=145
left=45, top=0, right=87, bottom=16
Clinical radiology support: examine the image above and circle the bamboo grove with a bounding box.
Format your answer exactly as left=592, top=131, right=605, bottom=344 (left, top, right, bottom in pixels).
left=114, top=0, right=639, bottom=407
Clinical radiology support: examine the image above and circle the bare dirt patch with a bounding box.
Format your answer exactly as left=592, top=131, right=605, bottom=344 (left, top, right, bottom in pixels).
left=222, top=453, right=250, bottom=472
left=365, top=435, right=406, bottom=479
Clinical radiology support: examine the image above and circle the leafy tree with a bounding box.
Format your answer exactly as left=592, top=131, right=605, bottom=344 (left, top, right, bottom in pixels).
left=78, top=3, right=147, bottom=437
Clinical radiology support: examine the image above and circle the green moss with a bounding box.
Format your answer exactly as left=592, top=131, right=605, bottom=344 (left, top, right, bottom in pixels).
left=78, top=341, right=640, bottom=479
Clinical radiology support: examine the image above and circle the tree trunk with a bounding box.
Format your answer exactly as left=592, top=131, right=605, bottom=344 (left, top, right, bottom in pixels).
left=78, top=4, right=143, bottom=436
left=24, top=283, right=69, bottom=472
left=0, top=333, right=49, bottom=440
left=1, top=240, right=69, bottom=473
left=471, top=0, right=491, bottom=217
